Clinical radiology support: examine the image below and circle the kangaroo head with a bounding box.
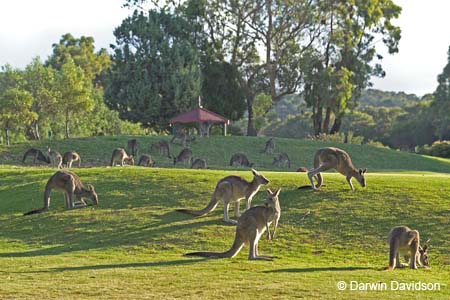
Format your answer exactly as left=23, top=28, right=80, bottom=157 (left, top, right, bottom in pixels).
left=252, top=169, right=269, bottom=185
left=87, top=184, right=99, bottom=206
left=126, top=156, right=135, bottom=165
left=419, top=244, right=430, bottom=267
left=355, top=168, right=367, bottom=187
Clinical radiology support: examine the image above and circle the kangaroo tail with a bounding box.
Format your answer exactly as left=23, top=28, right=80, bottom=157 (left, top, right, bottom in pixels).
left=23, top=207, right=48, bottom=216
left=176, top=194, right=220, bottom=216
left=185, top=234, right=244, bottom=258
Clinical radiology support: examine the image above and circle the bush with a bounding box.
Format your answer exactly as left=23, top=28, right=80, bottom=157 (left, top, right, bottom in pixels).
left=417, top=140, right=450, bottom=158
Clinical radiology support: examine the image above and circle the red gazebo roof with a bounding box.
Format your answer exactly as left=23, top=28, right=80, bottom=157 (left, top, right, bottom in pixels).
left=169, top=107, right=230, bottom=125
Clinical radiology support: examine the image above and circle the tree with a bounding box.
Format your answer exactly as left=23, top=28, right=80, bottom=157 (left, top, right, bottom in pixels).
left=303, top=0, right=401, bottom=135
left=105, top=10, right=201, bottom=130
left=183, top=0, right=320, bottom=135
left=431, top=46, right=450, bottom=139
left=0, top=88, right=37, bottom=145
left=47, top=33, right=111, bottom=84
left=55, top=58, right=93, bottom=138
left=201, top=60, right=246, bottom=121
left=23, top=57, right=58, bottom=140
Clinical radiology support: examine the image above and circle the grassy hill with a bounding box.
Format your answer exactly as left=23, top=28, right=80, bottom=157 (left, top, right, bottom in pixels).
left=1, top=136, right=450, bottom=299
left=2, top=135, right=450, bottom=172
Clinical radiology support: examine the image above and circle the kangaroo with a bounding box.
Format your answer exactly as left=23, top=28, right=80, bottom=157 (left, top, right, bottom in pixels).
left=262, top=138, right=275, bottom=154
left=173, top=148, right=193, bottom=166
left=385, top=226, right=430, bottom=270
left=307, top=147, right=366, bottom=191
left=138, top=154, right=155, bottom=167
left=191, top=158, right=208, bottom=169
left=272, top=152, right=291, bottom=168
left=62, top=151, right=81, bottom=168
left=177, top=169, right=270, bottom=224
left=110, top=148, right=134, bottom=166
left=23, top=170, right=98, bottom=215
left=22, top=148, right=51, bottom=165
left=171, top=130, right=195, bottom=147
left=229, top=153, right=253, bottom=168
left=297, top=166, right=308, bottom=172
left=185, top=188, right=281, bottom=260
left=127, top=139, right=139, bottom=157
left=150, top=140, right=172, bottom=158
left=47, top=147, right=62, bottom=169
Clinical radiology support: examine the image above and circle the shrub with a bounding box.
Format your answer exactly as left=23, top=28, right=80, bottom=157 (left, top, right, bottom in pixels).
left=418, top=140, right=450, bottom=158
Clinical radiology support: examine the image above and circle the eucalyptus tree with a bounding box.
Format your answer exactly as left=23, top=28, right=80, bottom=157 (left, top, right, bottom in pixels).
left=432, top=46, right=450, bottom=139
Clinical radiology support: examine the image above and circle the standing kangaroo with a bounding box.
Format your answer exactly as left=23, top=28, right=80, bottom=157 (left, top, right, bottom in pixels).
left=191, top=158, right=208, bottom=169
left=307, top=147, right=366, bottom=191
left=386, top=226, right=430, bottom=270
left=22, top=148, right=51, bottom=165
left=47, top=147, right=62, bottom=169
left=229, top=153, right=253, bottom=167
left=272, top=152, right=291, bottom=168
left=262, top=138, right=275, bottom=154
left=150, top=140, right=172, bottom=158
left=62, top=151, right=81, bottom=168
left=127, top=139, right=139, bottom=157
left=185, top=189, right=281, bottom=260
left=177, top=169, right=269, bottom=224
left=173, top=148, right=193, bottom=166
left=110, top=148, right=134, bottom=166
left=138, top=154, right=155, bottom=167
left=23, top=170, right=98, bottom=215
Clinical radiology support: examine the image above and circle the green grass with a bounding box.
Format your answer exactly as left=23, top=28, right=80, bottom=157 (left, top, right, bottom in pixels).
left=0, top=164, right=450, bottom=299
left=2, top=135, right=450, bottom=172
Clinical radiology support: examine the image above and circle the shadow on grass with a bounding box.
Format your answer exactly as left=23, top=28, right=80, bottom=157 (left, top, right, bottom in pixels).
left=264, top=266, right=375, bottom=273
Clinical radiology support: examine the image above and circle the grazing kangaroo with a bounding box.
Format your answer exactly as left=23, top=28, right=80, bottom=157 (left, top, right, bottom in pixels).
left=23, top=170, right=98, bottom=215
left=272, top=152, right=291, bottom=168
left=22, top=148, right=51, bottom=165
left=297, top=166, right=308, bottom=172
left=138, top=154, right=155, bottom=167
left=191, top=158, right=208, bottom=169
left=262, top=138, right=275, bottom=154
left=177, top=169, right=269, bottom=224
left=173, top=148, right=193, bottom=166
left=127, top=139, right=139, bottom=157
left=185, top=188, right=281, bottom=260
left=47, top=147, right=63, bottom=169
left=62, top=151, right=81, bottom=168
left=171, top=131, right=195, bottom=147
left=229, top=153, right=253, bottom=168
left=307, top=147, right=366, bottom=191
left=150, top=140, right=172, bottom=158
left=110, top=148, right=134, bottom=166
left=385, top=226, right=430, bottom=270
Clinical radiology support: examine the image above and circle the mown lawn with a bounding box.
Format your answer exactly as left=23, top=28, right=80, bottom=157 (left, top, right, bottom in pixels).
left=0, top=166, right=449, bottom=299
left=2, top=135, right=450, bottom=173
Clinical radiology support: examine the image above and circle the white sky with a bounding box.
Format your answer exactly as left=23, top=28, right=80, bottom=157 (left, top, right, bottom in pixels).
left=0, top=0, right=449, bottom=97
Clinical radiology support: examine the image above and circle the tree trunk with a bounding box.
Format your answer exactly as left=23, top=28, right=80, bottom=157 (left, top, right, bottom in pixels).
left=65, top=110, right=70, bottom=139
left=5, top=128, right=10, bottom=146
left=246, top=95, right=257, bottom=136
left=323, top=107, right=332, bottom=134
left=330, top=115, right=342, bottom=134
left=313, top=104, right=323, bottom=136
left=32, top=120, right=40, bottom=140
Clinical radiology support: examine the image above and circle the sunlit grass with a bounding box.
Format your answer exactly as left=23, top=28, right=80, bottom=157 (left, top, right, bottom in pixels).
left=0, top=166, right=449, bottom=299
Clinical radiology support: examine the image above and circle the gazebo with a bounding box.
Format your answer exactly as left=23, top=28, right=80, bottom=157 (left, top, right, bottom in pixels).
left=169, top=101, right=230, bottom=137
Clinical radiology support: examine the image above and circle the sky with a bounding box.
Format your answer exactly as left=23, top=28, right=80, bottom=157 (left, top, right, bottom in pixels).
left=0, top=0, right=449, bottom=97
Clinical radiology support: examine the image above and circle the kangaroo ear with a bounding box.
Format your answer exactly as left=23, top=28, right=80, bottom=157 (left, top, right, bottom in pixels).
left=251, top=168, right=258, bottom=175
left=274, top=188, right=281, bottom=197
left=87, top=184, right=95, bottom=192
left=267, top=188, right=273, bottom=195
left=363, top=168, right=367, bottom=174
